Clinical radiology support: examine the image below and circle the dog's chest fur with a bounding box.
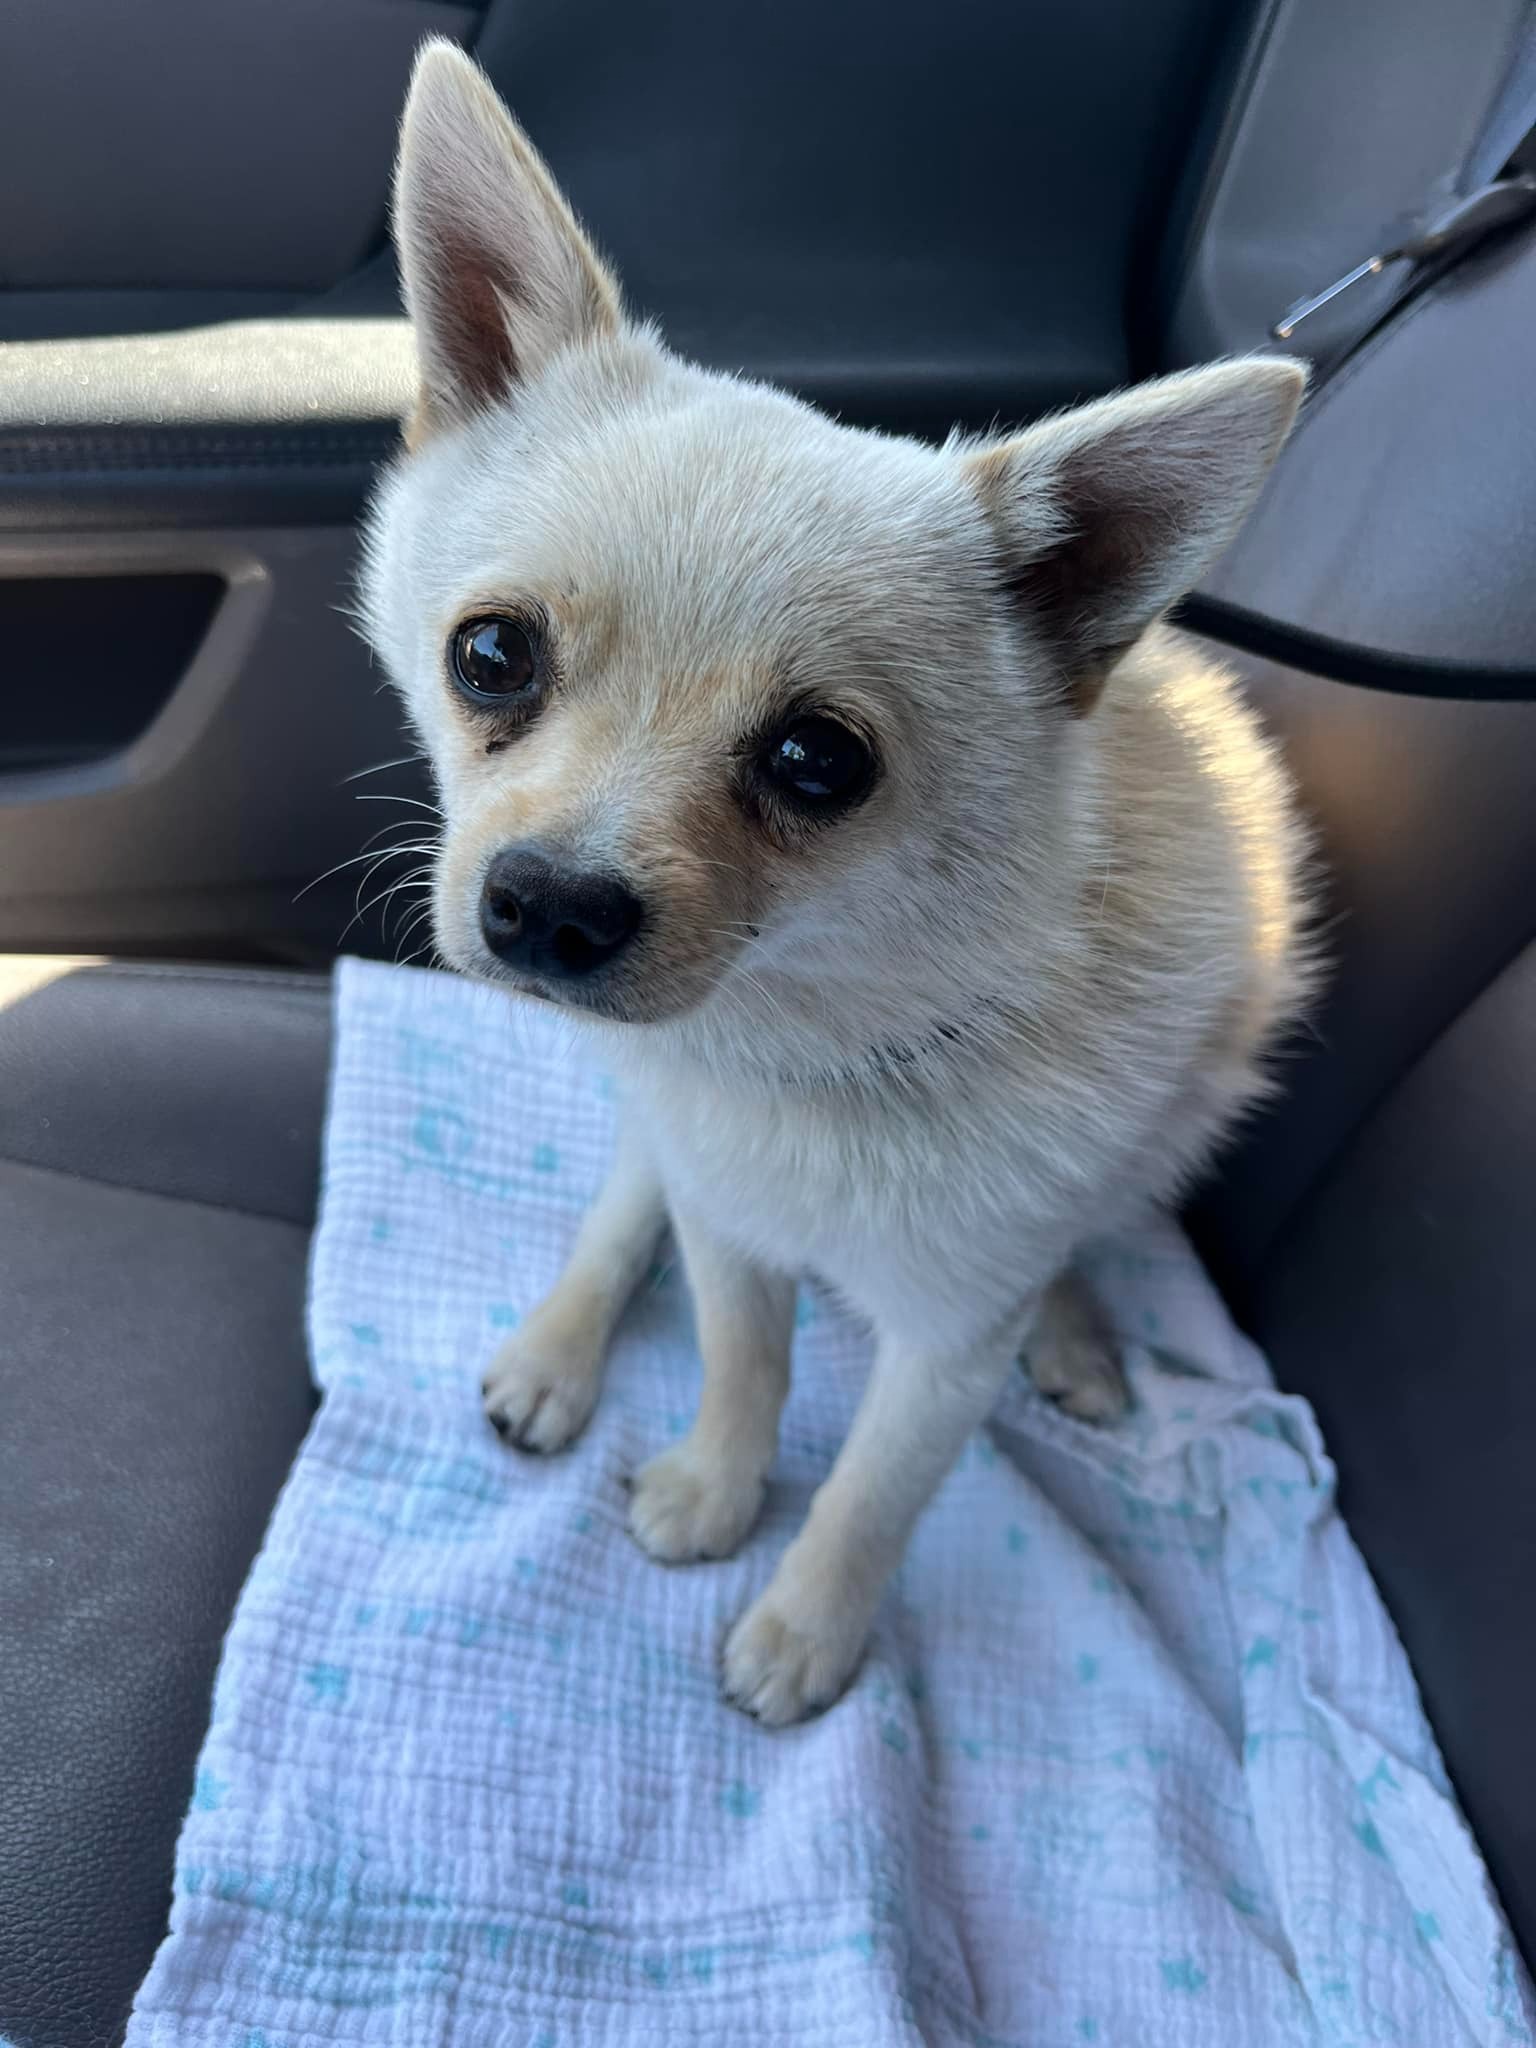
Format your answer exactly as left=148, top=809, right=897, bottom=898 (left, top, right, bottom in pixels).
left=614, top=1053, right=1096, bottom=1342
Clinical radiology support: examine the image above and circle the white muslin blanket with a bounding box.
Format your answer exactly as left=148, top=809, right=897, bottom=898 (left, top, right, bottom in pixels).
left=128, top=957, right=1533, bottom=2046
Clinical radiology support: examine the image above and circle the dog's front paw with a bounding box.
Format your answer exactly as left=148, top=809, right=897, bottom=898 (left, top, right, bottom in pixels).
left=722, top=1577, right=871, bottom=1727
left=629, top=1444, right=763, bottom=1564
left=482, top=1328, right=602, bottom=1454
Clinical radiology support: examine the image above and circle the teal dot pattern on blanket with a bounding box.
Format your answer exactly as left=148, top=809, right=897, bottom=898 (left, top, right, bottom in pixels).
left=192, top=1769, right=225, bottom=1813
left=121, top=962, right=1536, bottom=2048
left=302, top=1664, right=349, bottom=1707
left=1159, top=1958, right=1208, bottom=1994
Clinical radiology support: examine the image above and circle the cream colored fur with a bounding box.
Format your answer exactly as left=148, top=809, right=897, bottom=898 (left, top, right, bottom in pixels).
left=361, top=43, right=1316, bottom=1724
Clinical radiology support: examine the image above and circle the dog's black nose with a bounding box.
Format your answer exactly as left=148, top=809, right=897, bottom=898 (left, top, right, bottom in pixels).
left=480, top=846, right=644, bottom=979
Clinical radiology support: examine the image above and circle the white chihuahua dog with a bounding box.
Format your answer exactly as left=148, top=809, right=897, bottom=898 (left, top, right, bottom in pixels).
left=362, top=42, right=1314, bottom=1724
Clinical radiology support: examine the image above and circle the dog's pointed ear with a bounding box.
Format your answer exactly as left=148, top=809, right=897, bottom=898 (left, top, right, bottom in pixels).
left=393, top=39, right=622, bottom=437
left=960, top=358, right=1305, bottom=713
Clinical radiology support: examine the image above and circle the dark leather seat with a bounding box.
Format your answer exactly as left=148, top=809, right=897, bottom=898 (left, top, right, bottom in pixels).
left=1244, top=937, right=1536, bottom=1964
left=0, top=961, right=328, bottom=2045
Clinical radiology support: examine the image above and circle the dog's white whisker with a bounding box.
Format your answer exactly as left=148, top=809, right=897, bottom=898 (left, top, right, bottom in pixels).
left=393, top=895, right=435, bottom=936
left=390, top=903, right=437, bottom=962
left=340, top=857, right=440, bottom=944
left=348, top=841, right=438, bottom=927
left=357, top=821, right=439, bottom=854
left=394, top=936, right=440, bottom=970
left=293, top=837, right=438, bottom=905
left=353, top=793, right=444, bottom=816
left=339, top=753, right=426, bottom=787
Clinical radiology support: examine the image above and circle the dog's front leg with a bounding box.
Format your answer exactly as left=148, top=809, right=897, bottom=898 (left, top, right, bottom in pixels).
left=628, top=1207, right=795, bottom=1564
left=721, top=1313, right=1027, bottom=1725
left=483, top=1119, right=664, bottom=1452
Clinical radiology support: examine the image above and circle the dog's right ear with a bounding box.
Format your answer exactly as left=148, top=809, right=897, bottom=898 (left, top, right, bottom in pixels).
left=394, top=39, right=622, bottom=439
left=960, top=359, right=1305, bottom=715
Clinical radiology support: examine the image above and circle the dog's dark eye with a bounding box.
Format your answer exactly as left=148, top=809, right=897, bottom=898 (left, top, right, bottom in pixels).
left=452, top=615, right=539, bottom=701
left=762, top=716, right=875, bottom=810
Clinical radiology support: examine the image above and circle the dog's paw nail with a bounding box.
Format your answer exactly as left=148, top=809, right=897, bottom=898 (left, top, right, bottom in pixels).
left=480, top=1334, right=601, bottom=1455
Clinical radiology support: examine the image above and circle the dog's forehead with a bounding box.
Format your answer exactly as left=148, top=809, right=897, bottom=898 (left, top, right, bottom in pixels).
left=439, top=379, right=978, bottom=653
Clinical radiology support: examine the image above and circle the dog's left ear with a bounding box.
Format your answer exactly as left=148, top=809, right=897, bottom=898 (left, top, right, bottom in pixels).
left=394, top=39, right=623, bottom=438
left=961, top=359, right=1305, bottom=713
